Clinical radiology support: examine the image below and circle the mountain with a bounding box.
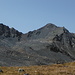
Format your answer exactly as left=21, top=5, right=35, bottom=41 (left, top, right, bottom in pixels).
left=0, top=23, right=75, bottom=66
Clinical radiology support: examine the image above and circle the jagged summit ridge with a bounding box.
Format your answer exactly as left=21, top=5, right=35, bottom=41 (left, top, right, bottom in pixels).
left=24, top=23, right=69, bottom=40
left=0, top=23, right=22, bottom=41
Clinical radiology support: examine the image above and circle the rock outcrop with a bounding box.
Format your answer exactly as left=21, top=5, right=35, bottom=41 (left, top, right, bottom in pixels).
left=0, top=23, right=22, bottom=40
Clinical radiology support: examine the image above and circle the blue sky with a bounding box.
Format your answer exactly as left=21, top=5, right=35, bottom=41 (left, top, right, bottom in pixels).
left=0, top=0, right=75, bottom=33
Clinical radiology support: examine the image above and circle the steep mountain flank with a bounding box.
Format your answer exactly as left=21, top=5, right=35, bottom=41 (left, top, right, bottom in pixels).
left=0, top=23, right=75, bottom=66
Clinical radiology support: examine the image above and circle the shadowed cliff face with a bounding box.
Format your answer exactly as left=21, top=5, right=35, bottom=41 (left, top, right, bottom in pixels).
left=0, top=23, right=22, bottom=40
left=0, top=23, right=75, bottom=66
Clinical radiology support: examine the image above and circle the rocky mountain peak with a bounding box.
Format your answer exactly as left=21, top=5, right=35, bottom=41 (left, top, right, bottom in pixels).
left=0, top=23, right=22, bottom=40
left=44, top=23, right=57, bottom=28
left=25, top=23, right=70, bottom=41
left=0, top=23, right=10, bottom=37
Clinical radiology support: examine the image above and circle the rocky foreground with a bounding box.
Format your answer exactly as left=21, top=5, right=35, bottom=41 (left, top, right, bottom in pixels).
left=0, top=23, right=75, bottom=66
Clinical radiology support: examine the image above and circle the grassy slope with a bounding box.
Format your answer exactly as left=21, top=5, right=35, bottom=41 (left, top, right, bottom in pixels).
left=0, top=62, right=75, bottom=75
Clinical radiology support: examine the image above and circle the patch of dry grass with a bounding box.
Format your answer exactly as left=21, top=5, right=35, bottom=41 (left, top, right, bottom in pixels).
left=0, top=62, right=75, bottom=75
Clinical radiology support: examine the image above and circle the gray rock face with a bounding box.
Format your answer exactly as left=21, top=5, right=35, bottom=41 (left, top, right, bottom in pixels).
left=0, top=23, right=75, bottom=66
left=0, top=23, right=10, bottom=37
left=0, top=23, right=22, bottom=40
